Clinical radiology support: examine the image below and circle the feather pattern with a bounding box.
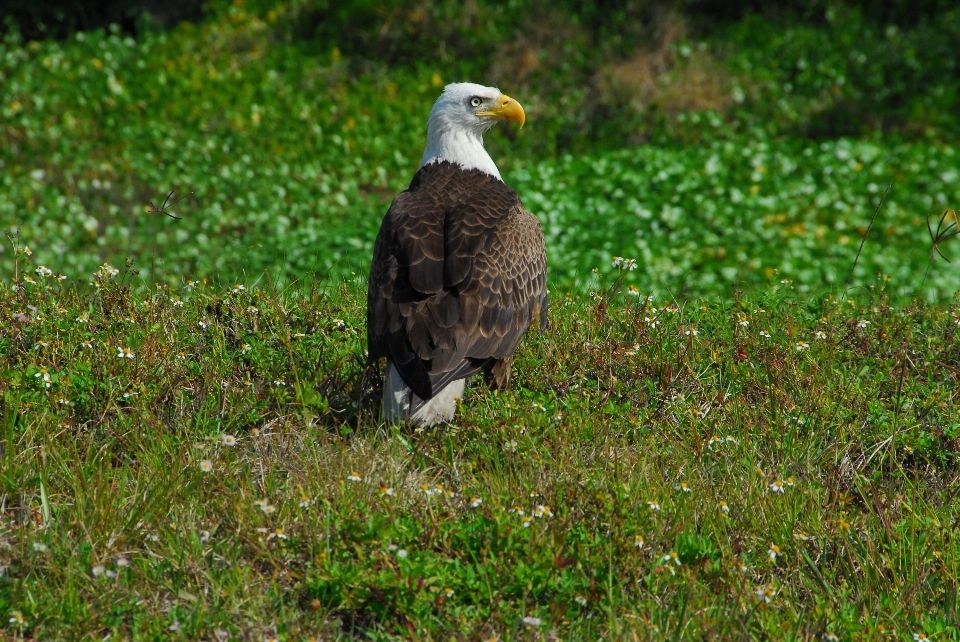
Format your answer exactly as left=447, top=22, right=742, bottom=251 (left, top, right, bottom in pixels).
left=367, top=160, right=548, bottom=425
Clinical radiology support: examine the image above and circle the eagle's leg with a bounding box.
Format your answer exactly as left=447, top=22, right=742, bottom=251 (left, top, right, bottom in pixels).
left=483, top=356, right=513, bottom=391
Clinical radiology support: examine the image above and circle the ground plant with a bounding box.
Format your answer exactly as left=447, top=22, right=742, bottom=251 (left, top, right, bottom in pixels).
left=2, top=1, right=960, bottom=639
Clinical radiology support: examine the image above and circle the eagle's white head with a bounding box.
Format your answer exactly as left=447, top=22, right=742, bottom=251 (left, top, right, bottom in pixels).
left=419, top=82, right=526, bottom=181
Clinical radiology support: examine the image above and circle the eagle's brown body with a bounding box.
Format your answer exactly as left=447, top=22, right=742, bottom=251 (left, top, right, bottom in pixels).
left=367, top=160, right=548, bottom=420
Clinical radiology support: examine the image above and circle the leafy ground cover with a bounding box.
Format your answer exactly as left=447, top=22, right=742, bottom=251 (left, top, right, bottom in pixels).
left=2, top=249, right=959, bottom=639
left=2, top=10, right=960, bottom=299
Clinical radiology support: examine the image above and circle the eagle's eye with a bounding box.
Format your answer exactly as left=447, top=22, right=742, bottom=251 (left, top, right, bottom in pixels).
left=470, top=97, right=482, bottom=108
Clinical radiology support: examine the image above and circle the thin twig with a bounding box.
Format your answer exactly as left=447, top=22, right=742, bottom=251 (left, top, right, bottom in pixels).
left=842, top=183, right=891, bottom=302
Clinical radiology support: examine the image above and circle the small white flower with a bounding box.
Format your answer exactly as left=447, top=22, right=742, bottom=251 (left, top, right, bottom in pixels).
left=347, top=473, right=362, bottom=482
left=232, top=284, right=245, bottom=293
left=627, top=285, right=640, bottom=296
left=222, top=434, right=237, bottom=446
left=684, top=327, right=699, bottom=336
left=533, top=504, right=553, bottom=518
left=76, top=314, right=89, bottom=323
left=634, top=535, right=645, bottom=548
left=678, top=482, right=691, bottom=493
left=759, top=330, right=771, bottom=338
left=299, top=497, right=313, bottom=507
left=755, top=583, right=776, bottom=603
left=241, top=344, right=252, bottom=354
left=92, top=564, right=106, bottom=577
left=200, top=460, right=213, bottom=472
left=522, top=616, right=542, bottom=627
left=769, top=479, right=785, bottom=494
left=33, top=542, right=48, bottom=552
left=611, top=256, right=623, bottom=267
left=857, top=320, right=870, bottom=329
left=273, top=379, right=286, bottom=387
left=396, top=548, right=408, bottom=559
left=117, top=346, right=135, bottom=359
left=574, top=595, right=588, bottom=606
left=814, top=331, right=827, bottom=340
left=718, top=500, right=730, bottom=513
left=470, top=497, right=483, bottom=508
left=116, top=557, right=130, bottom=567
left=739, top=317, right=750, bottom=327
left=768, top=543, right=781, bottom=561
left=647, top=500, right=661, bottom=512
left=246, top=306, right=259, bottom=315
left=81, top=339, right=94, bottom=349
left=198, top=319, right=209, bottom=329
left=171, top=298, right=184, bottom=307
left=795, top=340, right=809, bottom=351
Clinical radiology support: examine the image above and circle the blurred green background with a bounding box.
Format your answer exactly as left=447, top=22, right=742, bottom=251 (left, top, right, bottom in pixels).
left=1, top=0, right=959, bottom=298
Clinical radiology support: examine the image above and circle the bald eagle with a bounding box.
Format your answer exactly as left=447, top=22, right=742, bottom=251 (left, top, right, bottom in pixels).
left=367, top=83, right=548, bottom=426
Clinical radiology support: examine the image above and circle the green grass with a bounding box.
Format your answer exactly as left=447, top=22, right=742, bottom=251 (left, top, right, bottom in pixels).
left=2, top=248, right=959, bottom=638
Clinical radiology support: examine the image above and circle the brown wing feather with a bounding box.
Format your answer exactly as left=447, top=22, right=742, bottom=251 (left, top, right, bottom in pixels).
left=367, top=161, right=548, bottom=400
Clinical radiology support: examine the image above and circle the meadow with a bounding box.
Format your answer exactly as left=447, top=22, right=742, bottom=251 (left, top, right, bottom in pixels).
left=2, top=2, right=960, bottom=639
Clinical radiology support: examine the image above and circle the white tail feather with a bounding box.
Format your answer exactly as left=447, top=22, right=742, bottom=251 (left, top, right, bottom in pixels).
left=382, top=361, right=465, bottom=426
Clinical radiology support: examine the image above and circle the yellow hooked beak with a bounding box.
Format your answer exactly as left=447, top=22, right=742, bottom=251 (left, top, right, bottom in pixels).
left=477, top=94, right=526, bottom=128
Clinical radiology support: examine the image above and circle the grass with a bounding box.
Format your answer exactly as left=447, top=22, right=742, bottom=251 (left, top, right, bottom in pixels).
left=2, top=244, right=959, bottom=639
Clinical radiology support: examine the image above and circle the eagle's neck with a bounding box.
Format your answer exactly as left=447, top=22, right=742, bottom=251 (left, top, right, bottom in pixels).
left=419, top=122, right=502, bottom=181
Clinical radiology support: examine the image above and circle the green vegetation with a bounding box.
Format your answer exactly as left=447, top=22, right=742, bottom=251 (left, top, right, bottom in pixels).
left=3, top=1, right=960, bottom=638
left=2, top=5, right=960, bottom=298
left=3, top=250, right=960, bottom=638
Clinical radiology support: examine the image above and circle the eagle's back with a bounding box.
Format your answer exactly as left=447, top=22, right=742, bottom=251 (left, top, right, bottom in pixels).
left=367, top=160, right=547, bottom=400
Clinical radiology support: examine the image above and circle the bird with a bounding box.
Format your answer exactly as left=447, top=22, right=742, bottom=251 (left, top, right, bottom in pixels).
left=366, top=82, right=548, bottom=426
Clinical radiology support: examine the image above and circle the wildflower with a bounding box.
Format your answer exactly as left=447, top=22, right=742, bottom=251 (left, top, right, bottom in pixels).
left=645, top=316, right=658, bottom=328
left=913, top=634, right=929, bottom=642
left=293, top=332, right=305, bottom=338
left=169, top=621, right=181, bottom=632
left=685, top=326, right=699, bottom=336
left=533, top=504, right=553, bottom=518
left=246, top=306, right=259, bottom=314
left=35, top=339, right=50, bottom=350
left=470, top=497, right=482, bottom=508
left=184, top=280, right=196, bottom=290
left=574, top=595, right=588, bottom=606
left=241, top=344, right=252, bottom=354
left=171, top=298, right=184, bottom=307
left=824, top=632, right=838, bottom=641
left=625, top=343, right=640, bottom=356
left=815, top=331, right=826, bottom=339
left=232, top=284, right=245, bottom=293
left=57, top=397, right=71, bottom=406
left=346, top=473, right=362, bottom=482
left=759, top=330, right=771, bottom=338
left=755, top=583, right=777, bottom=603
left=837, top=518, right=850, bottom=533
left=531, top=402, right=546, bottom=412
left=627, top=285, right=640, bottom=296
left=388, top=544, right=398, bottom=551
left=274, top=529, right=288, bottom=540
left=522, top=616, right=542, bottom=627
left=198, top=319, right=209, bottom=329
left=678, top=482, right=691, bottom=493
left=9, top=610, right=28, bottom=626
left=522, top=517, right=532, bottom=528
left=56, top=273, right=66, bottom=281
left=769, top=479, right=785, bottom=494
left=739, top=316, right=749, bottom=327
left=21, top=246, right=33, bottom=256
left=508, top=505, right=525, bottom=516
left=116, top=557, right=130, bottom=568
left=857, top=320, right=870, bottom=329
left=718, top=500, right=730, bottom=513
left=612, top=256, right=623, bottom=267
left=634, top=535, right=645, bottom=548
left=768, top=543, right=781, bottom=561
left=299, top=496, right=313, bottom=507
left=785, top=477, right=795, bottom=486
left=200, top=460, right=213, bottom=472
left=35, top=367, right=52, bottom=388
left=92, top=564, right=106, bottom=577
left=273, top=379, right=286, bottom=387
left=553, top=412, right=563, bottom=422
left=624, top=258, right=637, bottom=270
left=222, top=434, right=237, bottom=446
left=794, top=532, right=812, bottom=541
left=81, top=339, right=94, bottom=349
left=117, top=346, right=135, bottom=359
left=378, top=485, right=394, bottom=497
left=33, top=542, right=48, bottom=552
left=647, top=500, right=661, bottom=512
left=396, top=548, right=408, bottom=559
left=23, top=275, right=36, bottom=284
left=76, top=314, right=89, bottom=323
